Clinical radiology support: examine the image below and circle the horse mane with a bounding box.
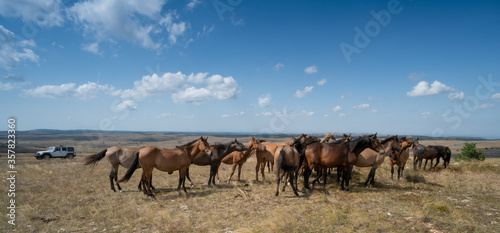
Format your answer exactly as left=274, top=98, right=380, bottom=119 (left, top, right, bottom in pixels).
left=259, top=140, right=266, bottom=143
left=178, top=138, right=200, bottom=148
left=380, top=136, right=396, bottom=144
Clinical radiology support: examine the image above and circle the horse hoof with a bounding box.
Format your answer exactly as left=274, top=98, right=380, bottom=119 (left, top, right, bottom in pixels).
left=275, top=192, right=279, bottom=196
left=119, top=190, right=124, bottom=193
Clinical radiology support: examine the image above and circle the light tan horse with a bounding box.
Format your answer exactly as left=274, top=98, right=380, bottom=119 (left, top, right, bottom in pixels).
left=352, top=136, right=401, bottom=187
left=389, top=137, right=413, bottom=180
left=221, top=137, right=266, bottom=183
left=118, top=137, right=211, bottom=198
left=84, top=146, right=152, bottom=192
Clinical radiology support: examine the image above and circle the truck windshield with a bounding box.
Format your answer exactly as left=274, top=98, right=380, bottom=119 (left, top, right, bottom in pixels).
left=47, top=147, right=55, bottom=151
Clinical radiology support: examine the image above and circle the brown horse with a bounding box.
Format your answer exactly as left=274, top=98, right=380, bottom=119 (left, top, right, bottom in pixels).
left=274, top=145, right=300, bottom=196
left=221, top=137, right=266, bottom=183
left=412, top=139, right=450, bottom=170
left=302, top=134, right=384, bottom=191
left=389, top=137, right=413, bottom=180
left=84, top=146, right=153, bottom=192
left=118, top=137, right=211, bottom=198
left=190, top=139, right=249, bottom=186
left=353, top=135, right=401, bottom=187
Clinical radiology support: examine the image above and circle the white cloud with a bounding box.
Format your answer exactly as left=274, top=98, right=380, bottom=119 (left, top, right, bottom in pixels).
left=371, top=109, right=378, bottom=113
left=260, top=112, right=273, bottom=116
left=197, top=24, right=215, bottom=38
left=304, top=65, right=318, bottom=74
left=273, top=63, right=284, bottom=72
left=421, top=112, right=434, bottom=118
left=171, top=74, right=240, bottom=104
left=295, top=110, right=314, bottom=117
left=368, top=96, right=376, bottom=101
left=490, top=93, right=500, bottom=101
left=448, top=91, right=465, bottom=101
left=160, top=12, right=190, bottom=44
left=332, top=106, right=343, bottom=112
left=353, top=103, right=370, bottom=109
left=477, top=103, right=494, bottom=109
left=221, top=114, right=231, bottom=118
left=157, top=113, right=175, bottom=118
left=295, top=86, right=314, bottom=98
left=0, top=0, right=64, bottom=27
left=68, top=0, right=168, bottom=49
left=317, top=79, right=327, bottom=86
left=407, top=80, right=455, bottom=97
left=339, top=113, right=346, bottom=117
left=114, top=100, right=137, bottom=111
left=82, top=42, right=101, bottom=55
left=258, top=93, right=272, bottom=107
left=0, top=25, right=40, bottom=69
left=340, top=92, right=351, bottom=100
left=23, top=82, right=116, bottom=99
left=186, top=0, right=202, bottom=10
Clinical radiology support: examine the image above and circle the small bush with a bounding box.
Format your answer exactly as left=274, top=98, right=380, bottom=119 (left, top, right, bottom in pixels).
left=456, top=142, right=485, bottom=161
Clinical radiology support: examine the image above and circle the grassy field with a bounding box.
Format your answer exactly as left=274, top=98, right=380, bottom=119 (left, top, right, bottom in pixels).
left=1, top=132, right=500, bottom=232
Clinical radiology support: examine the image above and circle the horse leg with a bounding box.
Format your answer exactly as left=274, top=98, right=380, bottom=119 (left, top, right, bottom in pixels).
left=289, top=172, right=299, bottom=196
left=397, top=166, right=402, bottom=180
left=281, top=173, right=288, bottom=192
left=109, top=169, right=117, bottom=192
left=336, top=168, right=342, bottom=183
left=370, top=169, right=376, bottom=186
left=255, top=162, right=260, bottom=181
left=390, top=165, right=395, bottom=180
left=303, top=167, right=311, bottom=190
left=185, top=167, right=194, bottom=186
left=275, top=170, right=281, bottom=196
left=227, top=164, right=237, bottom=183
left=237, top=164, right=243, bottom=181
left=260, top=161, right=266, bottom=181
left=179, top=168, right=188, bottom=194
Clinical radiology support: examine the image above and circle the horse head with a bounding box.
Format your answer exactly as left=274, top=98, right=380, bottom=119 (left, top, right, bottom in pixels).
left=368, top=133, right=384, bottom=154
left=250, top=137, right=266, bottom=151
left=199, top=136, right=212, bottom=156
left=227, top=138, right=250, bottom=154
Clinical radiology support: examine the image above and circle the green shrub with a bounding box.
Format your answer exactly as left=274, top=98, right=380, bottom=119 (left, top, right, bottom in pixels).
left=456, top=142, right=485, bottom=161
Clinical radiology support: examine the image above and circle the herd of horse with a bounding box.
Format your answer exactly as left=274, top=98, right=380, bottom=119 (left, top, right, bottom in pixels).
left=84, top=134, right=452, bottom=198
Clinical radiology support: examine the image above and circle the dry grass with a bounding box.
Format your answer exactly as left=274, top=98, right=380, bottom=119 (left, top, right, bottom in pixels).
left=1, top=134, right=500, bottom=232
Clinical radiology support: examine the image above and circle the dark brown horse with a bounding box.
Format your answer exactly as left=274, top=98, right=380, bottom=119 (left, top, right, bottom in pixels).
left=84, top=146, right=153, bottom=192
left=412, top=140, right=451, bottom=170
left=118, top=137, right=211, bottom=198
left=302, top=134, right=384, bottom=191
left=190, top=139, right=249, bottom=186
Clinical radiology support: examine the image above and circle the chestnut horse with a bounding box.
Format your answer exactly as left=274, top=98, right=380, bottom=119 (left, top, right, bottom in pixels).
left=118, top=137, right=211, bottom=198
left=84, top=146, right=153, bottom=192
left=302, top=134, right=384, bottom=191
left=389, top=137, right=413, bottom=180
left=190, top=139, right=249, bottom=186
left=221, top=137, right=266, bottom=183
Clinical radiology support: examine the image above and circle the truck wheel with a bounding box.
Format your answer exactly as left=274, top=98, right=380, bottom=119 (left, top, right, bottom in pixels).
left=43, top=154, right=51, bottom=160
left=66, top=154, right=75, bottom=159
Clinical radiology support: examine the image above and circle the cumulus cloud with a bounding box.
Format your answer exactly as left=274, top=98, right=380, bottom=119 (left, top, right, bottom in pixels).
left=114, top=100, right=137, bottom=111
left=448, top=91, right=465, bottom=101
left=23, top=82, right=116, bottom=99
left=477, top=103, right=494, bottom=109
left=258, top=93, right=272, bottom=107
left=273, top=63, right=284, bottom=72
left=332, top=106, right=343, bottom=112
left=317, top=79, right=327, bottom=86
left=407, top=80, right=454, bottom=97
left=0, top=73, right=30, bottom=91
left=186, top=0, right=202, bottom=10
left=0, top=0, right=64, bottom=27
left=0, top=25, right=40, bottom=69
left=353, top=103, right=370, bottom=109
left=304, top=65, right=318, bottom=74
left=295, top=86, right=313, bottom=98
left=82, top=42, right=101, bottom=55
left=68, top=0, right=174, bottom=49
left=160, top=11, right=190, bottom=44
left=171, top=74, right=240, bottom=104
left=490, top=93, right=500, bottom=101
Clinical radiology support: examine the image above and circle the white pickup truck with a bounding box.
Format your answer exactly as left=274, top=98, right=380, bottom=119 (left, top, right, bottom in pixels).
left=34, top=146, right=76, bottom=160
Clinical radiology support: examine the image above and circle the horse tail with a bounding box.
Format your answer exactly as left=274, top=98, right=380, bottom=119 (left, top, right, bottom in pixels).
left=84, top=149, right=107, bottom=167
left=117, top=152, right=139, bottom=183
left=277, top=149, right=297, bottom=171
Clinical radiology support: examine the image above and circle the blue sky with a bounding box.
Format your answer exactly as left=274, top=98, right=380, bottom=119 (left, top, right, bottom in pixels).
left=1, top=0, right=500, bottom=138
